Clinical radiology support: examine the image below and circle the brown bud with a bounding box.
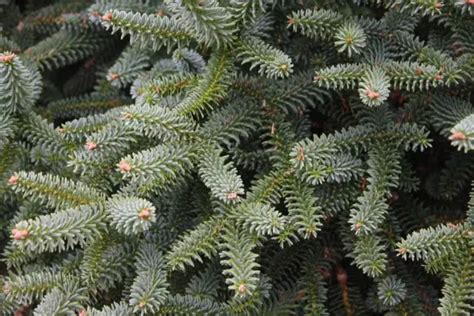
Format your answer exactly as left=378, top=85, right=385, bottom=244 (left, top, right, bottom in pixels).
left=287, top=18, right=295, bottom=25
left=279, top=63, right=289, bottom=72
left=101, top=12, right=113, bottom=22
left=138, top=208, right=151, bottom=220
left=109, top=72, right=120, bottom=81
left=8, top=175, right=19, bottom=185
left=12, top=228, right=29, bottom=240
left=14, top=305, right=30, bottom=316
left=118, top=160, right=132, bottom=173
left=450, top=131, right=467, bottom=141
left=121, top=112, right=133, bottom=120
left=354, top=222, right=362, bottom=232
left=295, top=289, right=305, bottom=300
left=226, top=192, right=238, bottom=201
left=78, top=309, right=87, bottom=316
left=271, top=123, right=276, bottom=135
left=366, top=90, right=380, bottom=100
left=0, top=53, right=16, bottom=64
left=398, top=247, right=407, bottom=255
left=296, top=146, right=305, bottom=161
left=238, top=283, right=247, bottom=295
left=85, top=141, right=98, bottom=151
left=336, top=267, right=348, bottom=286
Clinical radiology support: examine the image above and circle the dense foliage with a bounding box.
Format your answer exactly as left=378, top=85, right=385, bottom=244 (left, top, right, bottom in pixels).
left=0, top=0, right=473, bottom=315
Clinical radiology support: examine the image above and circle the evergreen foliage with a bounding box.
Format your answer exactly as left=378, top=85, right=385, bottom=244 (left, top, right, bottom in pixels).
left=0, top=0, right=473, bottom=315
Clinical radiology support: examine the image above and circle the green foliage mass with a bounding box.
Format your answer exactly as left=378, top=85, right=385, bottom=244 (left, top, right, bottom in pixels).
left=0, top=0, right=473, bottom=315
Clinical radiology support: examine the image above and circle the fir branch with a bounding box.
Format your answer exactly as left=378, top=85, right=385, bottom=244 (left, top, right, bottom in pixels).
left=394, top=0, right=445, bottom=17
left=450, top=114, right=474, bottom=153
left=80, top=238, right=134, bottom=294
left=284, top=177, right=324, bottom=239
left=314, top=64, right=365, bottom=90
left=231, top=202, right=287, bottom=237
left=287, top=8, right=343, bottom=40
left=25, top=29, right=114, bottom=71
left=22, top=113, right=70, bottom=156
left=120, top=103, right=197, bottom=142
left=201, top=98, right=260, bottom=148
left=220, top=225, right=261, bottom=298
left=168, top=0, right=237, bottom=48
left=0, top=52, right=42, bottom=113
left=185, top=263, right=220, bottom=300
left=129, top=243, right=169, bottom=313
left=437, top=249, right=474, bottom=315
left=397, top=223, right=468, bottom=261
left=334, top=22, right=367, bottom=57
left=3, top=270, right=67, bottom=305
left=106, top=196, right=156, bottom=235
left=7, top=171, right=106, bottom=209
left=59, top=108, right=123, bottom=143
left=237, top=36, right=293, bottom=79
left=173, top=48, right=206, bottom=73
left=133, top=72, right=198, bottom=105
left=48, top=93, right=130, bottom=120
left=349, top=143, right=401, bottom=235
left=101, top=9, right=193, bottom=51
left=107, top=45, right=151, bottom=88
left=299, top=264, right=329, bottom=315
left=34, top=279, right=88, bottom=316
left=0, top=113, right=16, bottom=150
left=11, top=205, right=107, bottom=255
left=117, top=143, right=194, bottom=189
left=377, top=276, right=407, bottom=307
left=351, top=235, right=388, bottom=278
left=358, top=68, right=390, bottom=107
left=166, top=216, right=226, bottom=271
left=198, top=145, right=245, bottom=204
left=84, top=302, right=132, bottom=316
left=22, top=1, right=90, bottom=35
left=175, top=51, right=233, bottom=117
left=157, top=294, right=223, bottom=315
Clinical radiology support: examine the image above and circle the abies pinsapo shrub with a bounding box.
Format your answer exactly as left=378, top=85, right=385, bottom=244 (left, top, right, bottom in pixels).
left=0, top=0, right=473, bottom=315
